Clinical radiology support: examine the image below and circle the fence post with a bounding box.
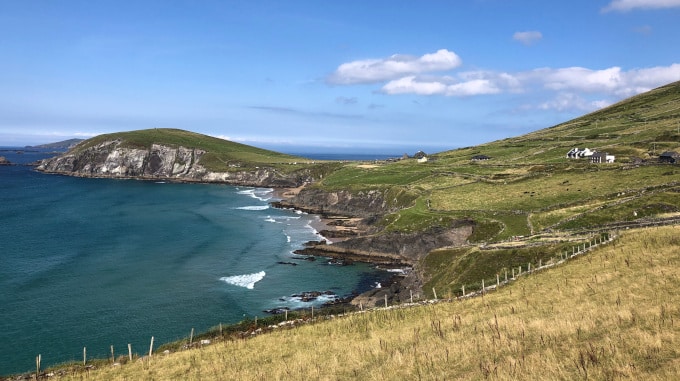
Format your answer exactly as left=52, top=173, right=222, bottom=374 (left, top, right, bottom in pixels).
left=83, top=347, right=86, bottom=366
left=512, top=268, right=515, bottom=279
left=111, top=345, right=114, bottom=364
left=190, top=328, right=194, bottom=345
left=496, top=274, right=500, bottom=288
left=528, top=263, right=531, bottom=273
left=432, top=287, right=438, bottom=300
left=36, top=354, right=41, bottom=378
left=384, top=294, right=388, bottom=308
left=128, top=344, right=132, bottom=362
left=481, top=279, right=485, bottom=294
left=462, top=285, right=465, bottom=296
left=539, top=259, right=542, bottom=268
left=149, top=336, right=154, bottom=357
left=410, top=289, right=413, bottom=303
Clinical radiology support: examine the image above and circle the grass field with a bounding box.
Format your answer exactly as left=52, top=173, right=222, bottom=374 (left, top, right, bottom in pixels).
left=41, top=225, right=680, bottom=380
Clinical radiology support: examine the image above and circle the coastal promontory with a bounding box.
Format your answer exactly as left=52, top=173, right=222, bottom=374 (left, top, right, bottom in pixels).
left=36, top=128, right=339, bottom=188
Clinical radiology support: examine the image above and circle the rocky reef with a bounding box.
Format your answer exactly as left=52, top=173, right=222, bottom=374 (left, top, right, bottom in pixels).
left=36, top=139, right=310, bottom=187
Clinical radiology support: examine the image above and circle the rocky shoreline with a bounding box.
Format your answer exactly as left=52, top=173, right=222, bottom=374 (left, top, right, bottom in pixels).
left=271, top=186, right=474, bottom=307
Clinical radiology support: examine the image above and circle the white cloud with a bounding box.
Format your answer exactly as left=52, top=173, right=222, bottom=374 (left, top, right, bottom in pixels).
left=524, top=64, right=680, bottom=97
left=602, top=0, right=680, bottom=12
left=326, top=49, right=462, bottom=85
left=327, top=49, right=680, bottom=113
left=537, top=93, right=612, bottom=112
left=513, top=31, right=543, bottom=45
left=382, top=76, right=501, bottom=96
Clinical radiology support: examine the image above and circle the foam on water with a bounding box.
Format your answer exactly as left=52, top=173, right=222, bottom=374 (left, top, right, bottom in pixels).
left=236, top=188, right=273, bottom=202
left=236, top=205, right=270, bottom=211
left=220, top=271, right=266, bottom=289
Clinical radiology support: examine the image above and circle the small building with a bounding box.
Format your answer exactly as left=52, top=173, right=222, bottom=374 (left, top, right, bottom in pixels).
left=659, top=151, right=680, bottom=164
left=471, top=154, right=491, bottom=161
left=413, top=151, right=427, bottom=159
left=567, top=147, right=594, bottom=159
left=417, top=156, right=428, bottom=163
left=590, top=152, right=615, bottom=164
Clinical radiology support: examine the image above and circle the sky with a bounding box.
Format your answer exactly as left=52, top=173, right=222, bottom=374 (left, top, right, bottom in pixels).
left=2, top=0, right=680, bottom=154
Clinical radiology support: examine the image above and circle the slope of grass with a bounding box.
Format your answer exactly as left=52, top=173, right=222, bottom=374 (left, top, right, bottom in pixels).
left=70, top=128, right=321, bottom=173
left=315, top=81, right=680, bottom=234
left=44, top=225, right=680, bottom=380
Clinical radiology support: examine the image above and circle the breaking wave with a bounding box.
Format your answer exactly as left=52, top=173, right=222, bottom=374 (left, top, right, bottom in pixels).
left=220, top=271, right=266, bottom=289
left=236, top=188, right=273, bottom=202
left=235, top=205, right=269, bottom=211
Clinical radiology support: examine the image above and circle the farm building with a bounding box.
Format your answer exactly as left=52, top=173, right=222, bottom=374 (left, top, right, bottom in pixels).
left=567, top=148, right=594, bottom=159
left=590, top=152, right=615, bottom=163
left=659, top=151, right=679, bottom=164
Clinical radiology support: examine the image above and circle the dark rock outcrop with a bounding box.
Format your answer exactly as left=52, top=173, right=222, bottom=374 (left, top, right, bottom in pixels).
left=0, top=156, right=10, bottom=165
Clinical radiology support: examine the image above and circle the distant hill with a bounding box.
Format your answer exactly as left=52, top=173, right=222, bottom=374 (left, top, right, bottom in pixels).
left=37, top=128, right=341, bottom=187
left=27, top=138, right=84, bottom=151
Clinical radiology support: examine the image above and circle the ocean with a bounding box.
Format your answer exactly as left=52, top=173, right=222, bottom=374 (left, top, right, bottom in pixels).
left=0, top=148, right=393, bottom=375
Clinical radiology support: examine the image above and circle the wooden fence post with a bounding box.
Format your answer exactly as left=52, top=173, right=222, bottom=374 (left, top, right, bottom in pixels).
left=111, top=345, right=115, bottom=364
left=384, top=294, right=388, bottom=308
left=528, top=263, right=531, bottom=273
left=83, top=347, right=87, bottom=366
left=481, top=279, right=485, bottom=294
left=36, top=354, right=41, bottom=378
left=462, top=285, right=465, bottom=296
left=190, top=328, right=194, bottom=345
left=149, top=336, right=154, bottom=357
left=285, top=310, right=288, bottom=321
left=496, top=274, right=500, bottom=288
left=512, top=268, right=515, bottom=279
left=432, top=287, right=438, bottom=300
left=410, top=289, right=413, bottom=303
left=128, top=344, right=132, bottom=362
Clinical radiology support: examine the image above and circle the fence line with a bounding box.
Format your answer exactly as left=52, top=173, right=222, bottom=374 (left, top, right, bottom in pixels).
left=27, top=231, right=622, bottom=379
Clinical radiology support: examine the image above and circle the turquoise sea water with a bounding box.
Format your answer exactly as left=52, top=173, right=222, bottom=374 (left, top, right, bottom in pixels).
left=0, top=149, right=390, bottom=375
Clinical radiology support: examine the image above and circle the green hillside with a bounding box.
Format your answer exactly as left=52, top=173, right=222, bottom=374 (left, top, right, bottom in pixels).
left=71, top=128, right=328, bottom=173
left=314, top=81, right=680, bottom=240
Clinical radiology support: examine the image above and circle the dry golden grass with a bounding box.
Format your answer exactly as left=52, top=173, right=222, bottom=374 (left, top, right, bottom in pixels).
left=52, top=226, right=680, bottom=380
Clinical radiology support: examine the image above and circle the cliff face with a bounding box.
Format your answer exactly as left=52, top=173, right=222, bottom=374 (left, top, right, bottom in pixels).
left=276, top=187, right=404, bottom=218
left=36, top=140, right=309, bottom=187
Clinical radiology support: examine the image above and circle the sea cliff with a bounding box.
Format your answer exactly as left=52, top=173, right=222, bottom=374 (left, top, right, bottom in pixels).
left=36, top=139, right=312, bottom=187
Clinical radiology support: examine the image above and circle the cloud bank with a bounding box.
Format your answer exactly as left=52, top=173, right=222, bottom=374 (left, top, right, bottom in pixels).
left=326, top=49, right=461, bottom=85
left=327, top=49, right=680, bottom=112
left=602, top=0, right=680, bottom=12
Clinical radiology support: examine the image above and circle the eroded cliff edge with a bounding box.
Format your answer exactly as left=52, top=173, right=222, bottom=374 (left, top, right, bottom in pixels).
left=275, top=187, right=474, bottom=306
left=36, top=139, right=313, bottom=187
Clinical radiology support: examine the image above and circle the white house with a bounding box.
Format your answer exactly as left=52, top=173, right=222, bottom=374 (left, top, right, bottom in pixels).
left=567, top=147, right=595, bottom=159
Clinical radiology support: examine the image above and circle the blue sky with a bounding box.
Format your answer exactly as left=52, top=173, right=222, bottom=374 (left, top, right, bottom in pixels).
left=2, top=0, right=680, bottom=153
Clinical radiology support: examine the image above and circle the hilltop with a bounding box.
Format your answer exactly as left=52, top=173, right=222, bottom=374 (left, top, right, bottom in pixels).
left=37, top=128, right=341, bottom=187
left=27, top=138, right=84, bottom=151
